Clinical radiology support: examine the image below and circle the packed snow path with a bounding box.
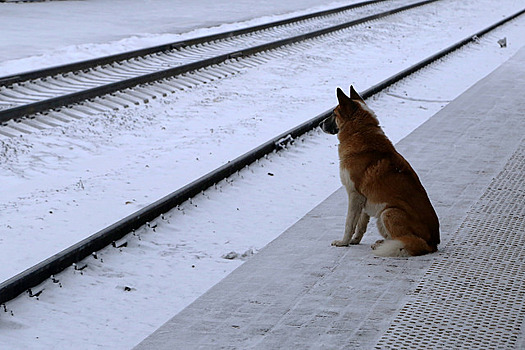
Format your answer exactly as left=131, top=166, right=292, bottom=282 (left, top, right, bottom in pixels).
left=135, top=47, right=525, bottom=349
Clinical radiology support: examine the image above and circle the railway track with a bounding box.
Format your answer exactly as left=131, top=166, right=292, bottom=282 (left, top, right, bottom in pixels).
left=1, top=7, right=524, bottom=306
left=0, top=0, right=438, bottom=137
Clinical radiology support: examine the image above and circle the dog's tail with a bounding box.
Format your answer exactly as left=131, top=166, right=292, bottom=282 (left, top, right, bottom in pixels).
left=372, top=235, right=437, bottom=257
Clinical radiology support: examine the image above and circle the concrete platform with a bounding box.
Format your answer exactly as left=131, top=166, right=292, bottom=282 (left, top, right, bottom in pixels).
left=135, top=47, right=525, bottom=349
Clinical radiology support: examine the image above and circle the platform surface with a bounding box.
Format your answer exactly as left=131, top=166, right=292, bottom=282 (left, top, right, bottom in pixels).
left=135, top=47, right=525, bottom=349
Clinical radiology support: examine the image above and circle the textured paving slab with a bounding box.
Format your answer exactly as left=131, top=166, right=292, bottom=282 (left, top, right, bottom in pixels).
left=135, top=47, right=525, bottom=349
left=376, top=140, right=525, bottom=349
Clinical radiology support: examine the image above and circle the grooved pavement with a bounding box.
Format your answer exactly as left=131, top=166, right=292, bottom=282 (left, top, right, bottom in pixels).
left=135, top=47, right=525, bottom=349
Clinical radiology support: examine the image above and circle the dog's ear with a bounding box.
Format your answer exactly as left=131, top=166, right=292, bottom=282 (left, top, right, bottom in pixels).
left=336, top=87, right=351, bottom=106
left=337, top=87, right=361, bottom=117
left=349, top=85, right=364, bottom=102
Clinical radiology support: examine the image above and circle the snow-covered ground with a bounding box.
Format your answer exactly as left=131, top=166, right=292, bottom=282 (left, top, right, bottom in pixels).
left=1, top=0, right=525, bottom=348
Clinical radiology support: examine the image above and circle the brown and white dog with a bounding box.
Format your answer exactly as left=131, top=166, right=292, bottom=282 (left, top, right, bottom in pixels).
left=321, top=86, right=440, bottom=257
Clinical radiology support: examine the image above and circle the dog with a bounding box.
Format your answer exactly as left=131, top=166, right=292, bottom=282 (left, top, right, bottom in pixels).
left=320, top=86, right=440, bottom=257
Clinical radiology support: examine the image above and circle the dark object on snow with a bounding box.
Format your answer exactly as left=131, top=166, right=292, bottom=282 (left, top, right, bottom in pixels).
left=28, top=288, right=44, bottom=298
left=73, top=263, right=88, bottom=271
left=112, top=239, right=128, bottom=248
left=498, top=37, right=507, bottom=48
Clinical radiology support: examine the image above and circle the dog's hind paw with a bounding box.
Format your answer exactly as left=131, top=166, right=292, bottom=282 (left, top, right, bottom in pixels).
left=331, top=240, right=349, bottom=247
left=371, top=239, right=385, bottom=250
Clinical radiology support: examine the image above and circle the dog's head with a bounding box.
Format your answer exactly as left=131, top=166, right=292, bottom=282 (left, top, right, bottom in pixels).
left=320, top=86, right=375, bottom=135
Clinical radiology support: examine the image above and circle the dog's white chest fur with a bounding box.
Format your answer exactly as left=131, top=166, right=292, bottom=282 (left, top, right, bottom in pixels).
left=339, top=167, right=355, bottom=191
left=340, top=168, right=385, bottom=218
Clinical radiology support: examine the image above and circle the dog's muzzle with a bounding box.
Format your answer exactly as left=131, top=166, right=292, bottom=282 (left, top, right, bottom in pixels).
left=320, top=111, right=339, bottom=135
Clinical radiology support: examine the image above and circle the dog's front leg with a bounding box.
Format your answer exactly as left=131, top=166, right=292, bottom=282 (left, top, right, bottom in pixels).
left=332, top=192, right=365, bottom=247
left=349, top=211, right=370, bottom=244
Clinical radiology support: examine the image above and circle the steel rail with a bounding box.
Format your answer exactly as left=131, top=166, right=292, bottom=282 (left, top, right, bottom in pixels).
left=1, top=7, right=524, bottom=306
left=0, top=0, right=387, bottom=87
left=0, top=0, right=440, bottom=124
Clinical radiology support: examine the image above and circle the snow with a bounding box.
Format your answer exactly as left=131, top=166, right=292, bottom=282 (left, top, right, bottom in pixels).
left=1, top=0, right=525, bottom=348
left=0, top=0, right=356, bottom=75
